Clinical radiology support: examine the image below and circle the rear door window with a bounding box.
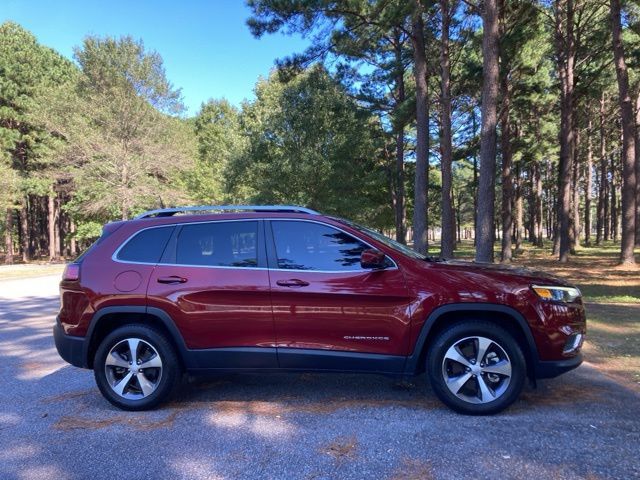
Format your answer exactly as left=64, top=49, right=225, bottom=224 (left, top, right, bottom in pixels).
left=116, top=226, right=174, bottom=263
left=175, top=221, right=258, bottom=268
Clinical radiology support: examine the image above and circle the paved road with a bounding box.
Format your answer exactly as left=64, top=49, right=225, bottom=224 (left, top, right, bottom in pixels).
left=0, top=276, right=639, bottom=480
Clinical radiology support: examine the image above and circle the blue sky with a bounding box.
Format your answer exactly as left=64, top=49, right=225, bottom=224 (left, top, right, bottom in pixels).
left=1, top=0, right=309, bottom=114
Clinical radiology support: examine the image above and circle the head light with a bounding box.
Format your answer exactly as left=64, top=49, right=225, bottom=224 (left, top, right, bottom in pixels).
left=532, top=285, right=581, bottom=303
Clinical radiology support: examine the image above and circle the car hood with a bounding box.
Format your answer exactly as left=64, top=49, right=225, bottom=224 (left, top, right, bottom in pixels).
left=435, top=260, right=570, bottom=286
left=418, top=260, right=570, bottom=303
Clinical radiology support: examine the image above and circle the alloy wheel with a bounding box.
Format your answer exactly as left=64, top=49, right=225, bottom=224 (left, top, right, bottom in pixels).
left=441, top=335, right=512, bottom=404
left=104, top=338, right=163, bottom=400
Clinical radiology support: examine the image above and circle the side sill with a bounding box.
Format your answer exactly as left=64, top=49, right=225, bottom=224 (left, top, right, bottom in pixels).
left=182, top=347, right=406, bottom=374
left=277, top=348, right=405, bottom=374
left=187, top=347, right=278, bottom=369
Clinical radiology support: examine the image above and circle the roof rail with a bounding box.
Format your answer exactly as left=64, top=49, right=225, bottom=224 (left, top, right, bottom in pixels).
left=134, top=205, right=320, bottom=220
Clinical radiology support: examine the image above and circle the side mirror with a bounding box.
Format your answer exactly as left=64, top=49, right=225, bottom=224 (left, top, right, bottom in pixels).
left=360, top=248, right=387, bottom=269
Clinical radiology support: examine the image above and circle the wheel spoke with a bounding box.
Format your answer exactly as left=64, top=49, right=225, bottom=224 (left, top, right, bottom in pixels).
left=447, top=372, right=472, bottom=394
left=444, top=345, right=472, bottom=368
left=482, top=359, right=511, bottom=377
left=137, top=374, right=155, bottom=397
left=139, top=354, right=162, bottom=369
left=475, top=337, right=493, bottom=364
left=105, top=352, right=129, bottom=369
left=113, top=372, right=134, bottom=396
left=477, top=375, right=496, bottom=402
left=127, top=339, right=140, bottom=365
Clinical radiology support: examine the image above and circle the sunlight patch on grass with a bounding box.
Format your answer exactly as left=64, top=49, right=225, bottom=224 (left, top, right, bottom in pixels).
left=586, top=295, right=640, bottom=304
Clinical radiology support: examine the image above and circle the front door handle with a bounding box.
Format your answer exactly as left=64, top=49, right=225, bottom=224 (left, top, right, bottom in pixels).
left=157, top=275, right=188, bottom=284
left=276, top=279, right=310, bottom=288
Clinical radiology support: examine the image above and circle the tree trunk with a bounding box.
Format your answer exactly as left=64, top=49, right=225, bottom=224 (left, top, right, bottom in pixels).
left=515, top=163, right=524, bottom=252
left=395, top=128, right=406, bottom=244
left=411, top=5, right=429, bottom=255
left=70, top=219, right=77, bottom=257
left=635, top=91, right=640, bottom=246
left=471, top=109, right=478, bottom=247
left=54, top=195, right=61, bottom=258
left=610, top=0, right=636, bottom=263
left=533, top=161, right=544, bottom=246
left=610, top=152, right=619, bottom=242
left=585, top=118, right=593, bottom=246
left=554, top=0, right=575, bottom=262
left=476, top=0, right=500, bottom=263
left=599, top=93, right=609, bottom=243
left=528, top=166, right=536, bottom=244
left=20, top=200, right=30, bottom=262
left=439, top=0, right=454, bottom=259
left=571, top=127, right=581, bottom=250
left=455, top=191, right=462, bottom=244
left=4, top=209, right=14, bottom=264
left=48, top=195, right=56, bottom=261
left=394, top=30, right=407, bottom=245
left=603, top=157, right=610, bottom=242
left=500, top=71, right=513, bottom=263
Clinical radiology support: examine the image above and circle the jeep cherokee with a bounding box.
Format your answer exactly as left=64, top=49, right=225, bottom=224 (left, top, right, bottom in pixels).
left=54, top=205, right=586, bottom=414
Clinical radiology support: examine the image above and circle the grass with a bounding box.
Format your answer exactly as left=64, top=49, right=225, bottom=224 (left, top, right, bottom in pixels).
left=0, top=263, right=65, bottom=281
left=439, top=239, right=640, bottom=391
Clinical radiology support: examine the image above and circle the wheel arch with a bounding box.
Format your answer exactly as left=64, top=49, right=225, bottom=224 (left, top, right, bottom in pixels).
left=403, top=304, right=539, bottom=378
left=84, top=306, right=191, bottom=369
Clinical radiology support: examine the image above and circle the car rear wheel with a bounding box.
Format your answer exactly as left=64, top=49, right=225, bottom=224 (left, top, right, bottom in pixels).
left=427, top=321, right=526, bottom=415
left=94, top=324, right=180, bottom=411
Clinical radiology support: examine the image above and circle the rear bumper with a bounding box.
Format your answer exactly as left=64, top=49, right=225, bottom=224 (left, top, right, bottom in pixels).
left=53, top=319, right=86, bottom=368
left=534, top=352, right=583, bottom=379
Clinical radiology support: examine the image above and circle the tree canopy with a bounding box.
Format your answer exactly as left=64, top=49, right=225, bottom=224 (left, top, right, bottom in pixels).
left=0, top=0, right=639, bottom=264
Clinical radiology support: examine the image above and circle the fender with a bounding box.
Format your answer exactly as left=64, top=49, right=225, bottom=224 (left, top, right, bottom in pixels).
left=402, top=303, right=540, bottom=376
left=83, top=305, right=193, bottom=368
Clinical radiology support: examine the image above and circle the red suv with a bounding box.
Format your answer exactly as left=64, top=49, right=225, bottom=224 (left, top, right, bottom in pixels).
left=54, top=205, right=586, bottom=414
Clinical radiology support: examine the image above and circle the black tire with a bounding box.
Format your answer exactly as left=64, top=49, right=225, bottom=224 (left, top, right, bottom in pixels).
left=427, top=321, right=526, bottom=415
left=93, top=324, right=181, bottom=411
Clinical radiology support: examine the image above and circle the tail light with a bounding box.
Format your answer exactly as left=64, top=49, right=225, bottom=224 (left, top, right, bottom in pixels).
left=62, top=263, right=80, bottom=281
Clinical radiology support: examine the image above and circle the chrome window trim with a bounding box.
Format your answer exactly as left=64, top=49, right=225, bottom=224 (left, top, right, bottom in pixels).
left=112, top=217, right=399, bottom=272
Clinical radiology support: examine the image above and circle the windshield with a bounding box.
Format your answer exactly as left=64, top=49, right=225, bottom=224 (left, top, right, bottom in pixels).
left=332, top=217, right=427, bottom=260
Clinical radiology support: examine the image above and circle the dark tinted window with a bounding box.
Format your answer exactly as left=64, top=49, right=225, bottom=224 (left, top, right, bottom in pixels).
left=176, top=221, right=258, bottom=267
left=272, top=221, right=368, bottom=271
left=117, top=226, right=174, bottom=263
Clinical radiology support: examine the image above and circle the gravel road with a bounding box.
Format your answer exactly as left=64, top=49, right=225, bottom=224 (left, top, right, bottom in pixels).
left=0, top=275, right=638, bottom=480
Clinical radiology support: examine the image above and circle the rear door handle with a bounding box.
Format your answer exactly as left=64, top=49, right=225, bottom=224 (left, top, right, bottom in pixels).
left=157, top=275, right=188, bottom=284
left=276, top=279, right=310, bottom=288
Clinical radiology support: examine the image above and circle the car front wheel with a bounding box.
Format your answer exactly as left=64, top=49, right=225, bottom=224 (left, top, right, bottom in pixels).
left=94, top=324, right=180, bottom=411
left=427, top=321, right=526, bottom=415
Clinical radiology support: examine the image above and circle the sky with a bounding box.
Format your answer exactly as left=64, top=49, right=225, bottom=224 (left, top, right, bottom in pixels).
left=1, top=0, right=310, bottom=114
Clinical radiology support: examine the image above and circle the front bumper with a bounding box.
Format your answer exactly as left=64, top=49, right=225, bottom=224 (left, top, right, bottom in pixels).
left=53, top=319, right=86, bottom=368
left=534, top=352, right=583, bottom=379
